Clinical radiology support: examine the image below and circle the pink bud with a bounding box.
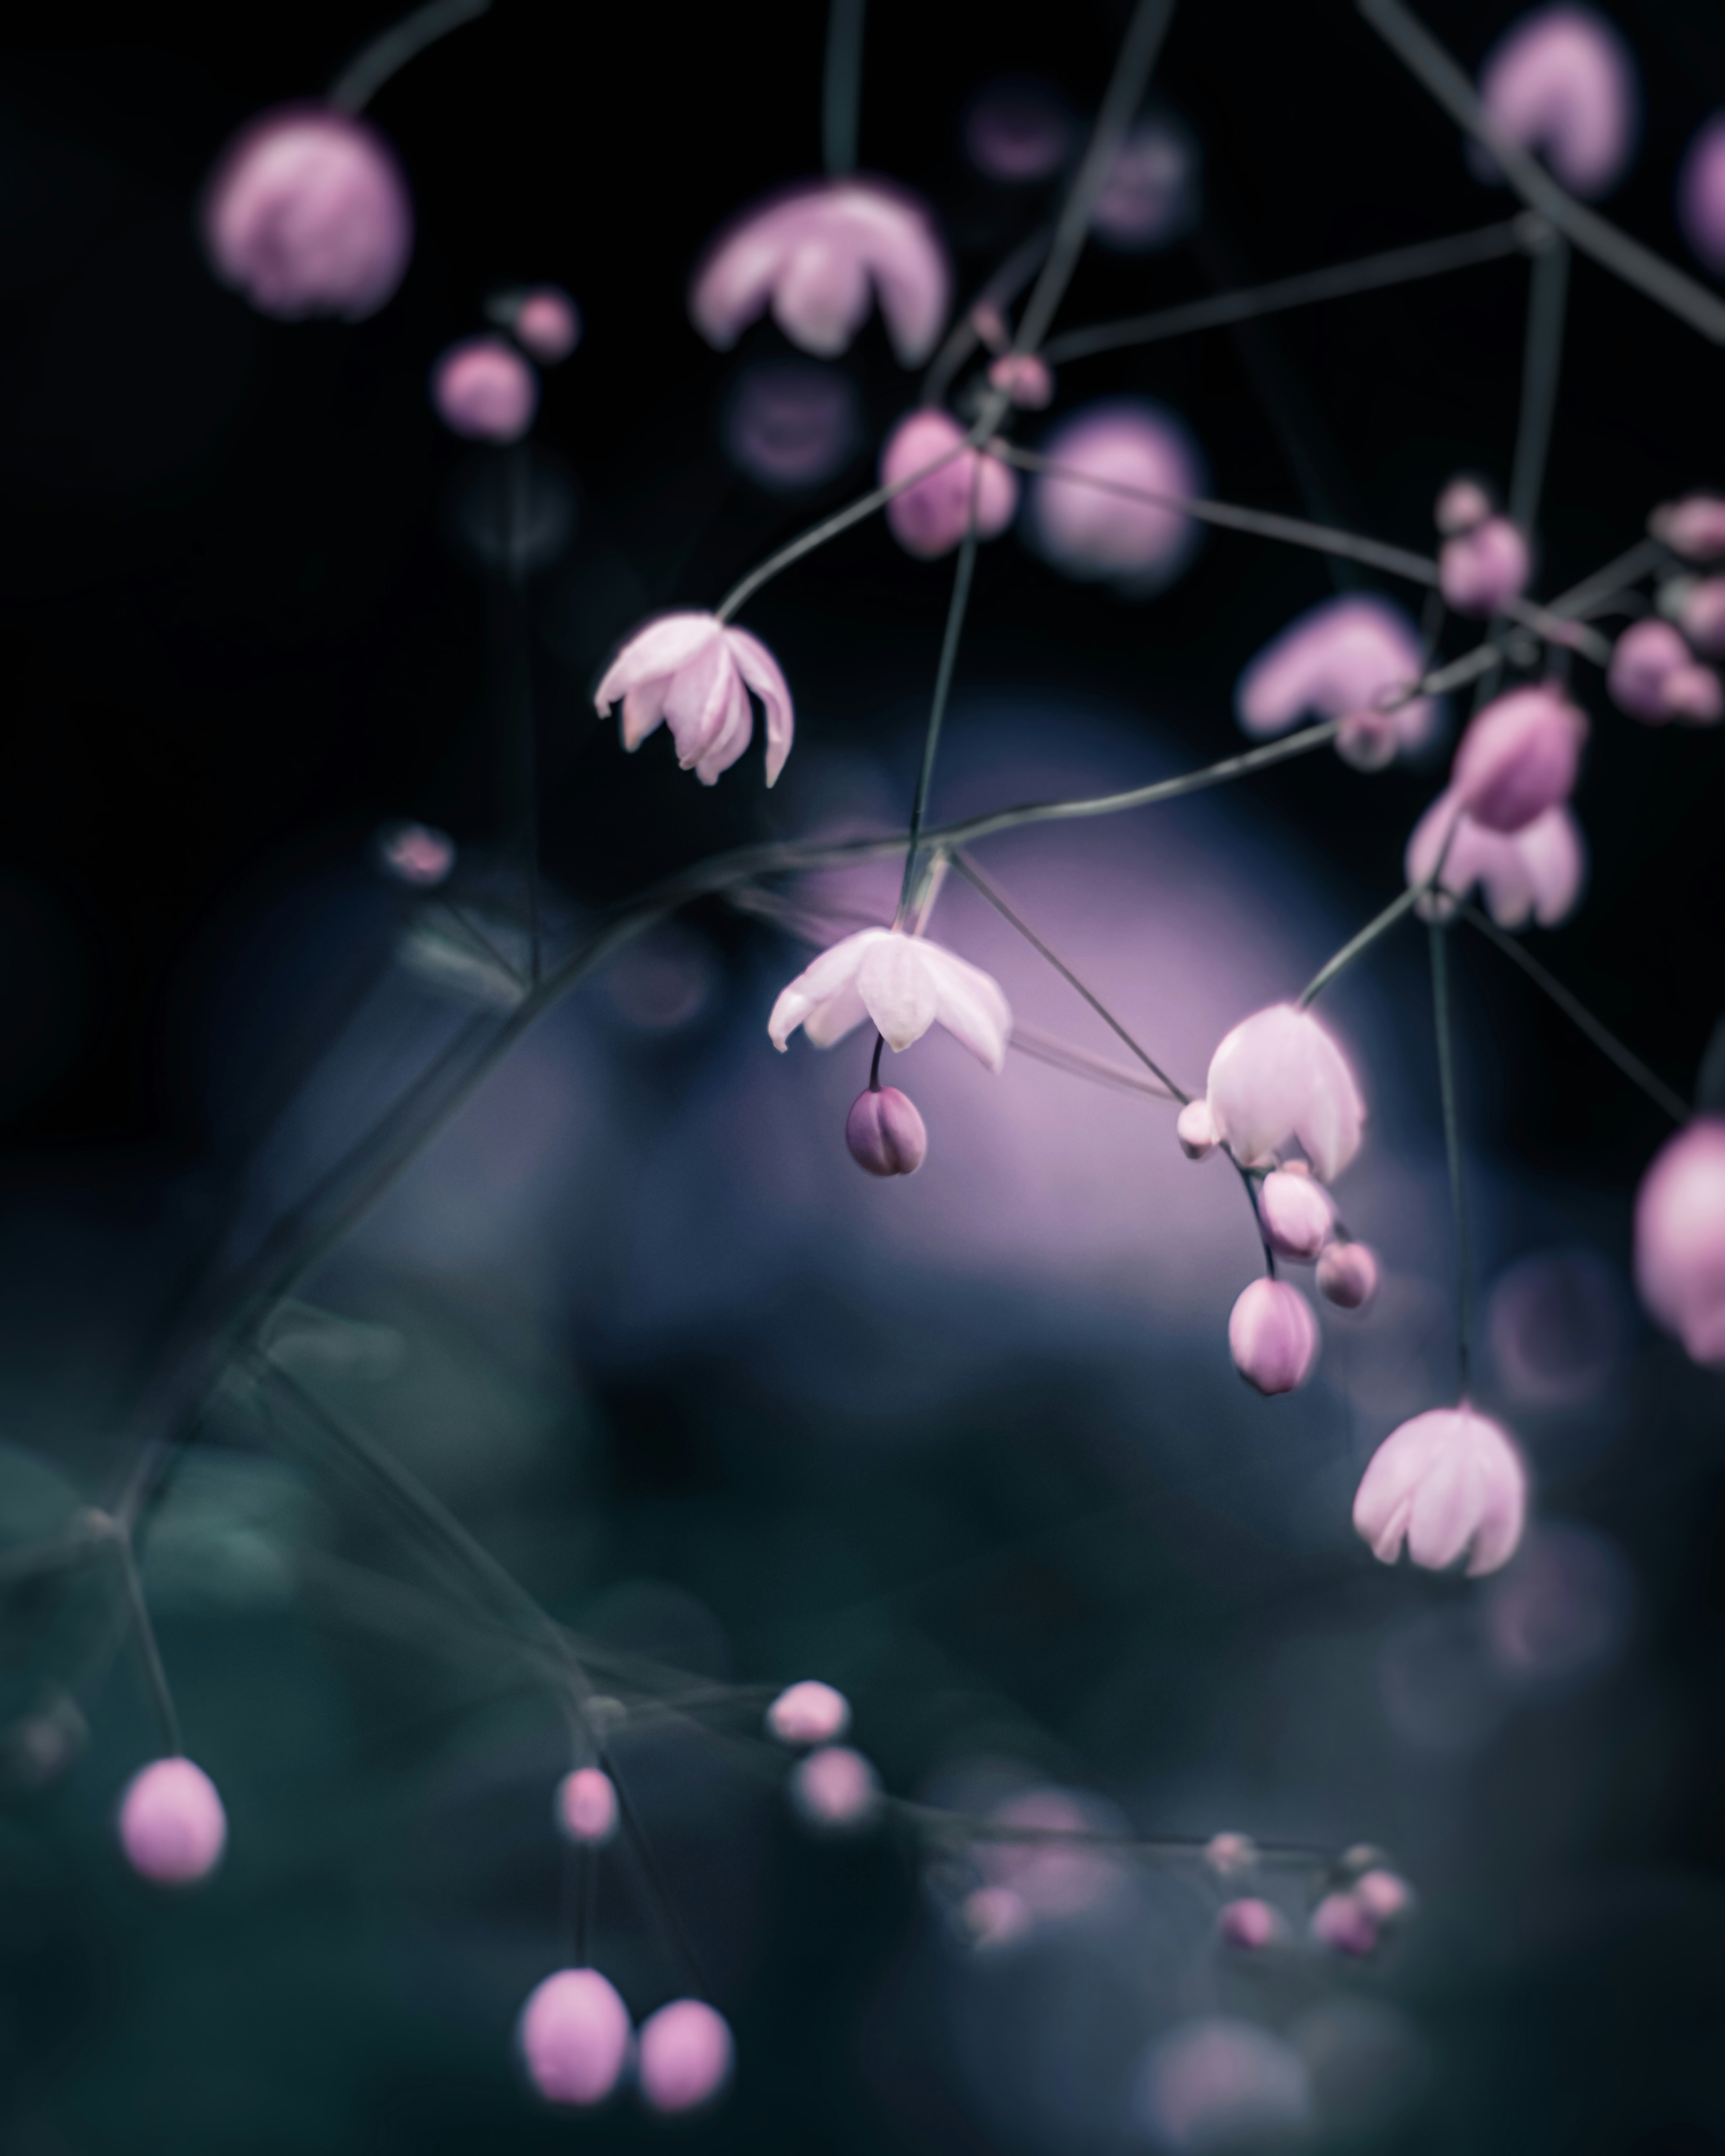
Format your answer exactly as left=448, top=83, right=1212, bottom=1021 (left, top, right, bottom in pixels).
left=431, top=335, right=539, bottom=444
left=1228, top=1279, right=1320, bottom=1396
left=1678, top=578, right=1725, bottom=657
left=1317, top=1241, right=1380, bottom=1311
left=1439, top=517, right=1530, bottom=615
left=790, top=1744, right=882, bottom=1832
left=1663, top=663, right=1724, bottom=725
left=1177, top=1099, right=1218, bottom=1160
left=118, top=1757, right=227, bottom=1886
left=518, top=1968, right=632, bottom=2107
left=1607, top=618, right=1690, bottom=721
left=512, top=287, right=581, bottom=363
left=636, top=1999, right=734, bottom=2114
left=1353, top=1869, right=1417, bottom=1923
left=1650, top=495, right=1725, bottom=561
left=1026, top=398, right=1204, bottom=595
left=766, top=1679, right=851, bottom=1746
left=963, top=1884, right=1033, bottom=1945
left=1219, top=1897, right=1286, bottom=1951
left=1677, top=114, right=1725, bottom=275
left=881, top=411, right=1017, bottom=559
left=1310, top=1891, right=1378, bottom=1956
left=1259, top=1170, right=1335, bottom=1262
left=1474, top=5, right=1640, bottom=199
left=556, top=1767, right=619, bottom=1846
left=1203, top=1830, right=1257, bottom=1878
left=987, top=352, right=1055, bottom=408
left=1335, top=708, right=1401, bottom=772
left=845, top=1087, right=928, bottom=1176
left=1435, top=477, right=1492, bottom=535
left=1450, top=684, right=1587, bottom=832
left=1635, top=1118, right=1725, bottom=1366
left=376, top=820, right=455, bottom=887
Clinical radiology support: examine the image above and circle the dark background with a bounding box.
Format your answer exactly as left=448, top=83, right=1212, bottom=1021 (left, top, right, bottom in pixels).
left=0, top=2, right=1722, bottom=2151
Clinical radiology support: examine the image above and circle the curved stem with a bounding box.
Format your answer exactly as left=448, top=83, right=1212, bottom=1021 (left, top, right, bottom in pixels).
left=328, top=0, right=491, bottom=112
left=1510, top=233, right=1570, bottom=533
left=115, top=1532, right=183, bottom=1756
left=1429, top=922, right=1473, bottom=1397
left=821, top=0, right=867, bottom=175
left=896, top=508, right=981, bottom=919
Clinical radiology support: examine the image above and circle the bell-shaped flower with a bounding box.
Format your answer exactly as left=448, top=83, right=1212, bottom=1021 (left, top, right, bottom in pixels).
left=201, top=104, right=413, bottom=321
left=555, top=1767, right=619, bottom=1846
left=1439, top=516, right=1530, bottom=615
left=1317, top=1240, right=1380, bottom=1310
left=1606, top=619, right=1722, bottom=725
left=1449, top=684, right=1587, bottom=832
left=1634, top=1118, right=1725, bottom=1366
left=1228, top=1279, right=1320, bottom=1396
left=517, top=1968, right=632, bottom=2107
left=431, top=335, right=539, bottom=443
left=1258, top=1168, right=1336, bottom=1261
left=1473, top=4, right=1640, bottom=198
left=118, top=1757, right=228, bottom=1886
left=1024, top=398, right=1205, bottom=596
left=769, top=929, right=1011, bottom=1071
left=637, top=2000, right=734, bottom=2115
left=1405, top=785, right=1585, bottom=928
left=845, top=1085, right=928, bottom=1175
left=766, top=1680, right=851, bottom=1746
left=1679, top=115, right=1725, bottom=275
left=880, top=411, right=1018, bottom=560
left=1205, top=1003, right=1366, bottom=1181
left=1235, top=596, right=1435, bottom=762
left=690, top=179, right=949, bottom=365
left=1650, top=494, right=1725, bottom=561
left=595, top=614, right=793, bottom=786
left=1352, top=1405, right=1528, bottom=1575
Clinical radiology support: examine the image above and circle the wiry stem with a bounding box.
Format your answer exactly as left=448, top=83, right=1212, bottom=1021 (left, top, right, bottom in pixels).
left=1510, top=233, right=1570, bottom=533
left=1299, top=879, right=1431, bottom=1008
left=1429, top=923, right=1473, bottom=1397
left=897, top=512, right=981, bottom=919
left=113, top=1529, right=183, bottom=1756
left=328, top=0, right=491, bottom=111
left=821, top=0, right=867, bottom=174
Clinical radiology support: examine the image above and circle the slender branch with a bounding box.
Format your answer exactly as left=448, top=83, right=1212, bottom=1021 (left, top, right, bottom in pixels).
left=889, top=1798, right=1327, bottom=1863
left=114, top=1531, right=183, bottom=1756
left=897, top=512, right=981, bottom=917
left=1547, top=538, right=1664, bottom=623
left=1509, top=233, right=1569, bottom=533
left=328, top=0, right=491, bottom=111
left=1429, top=923, right=1473, bottom=1397
left=1008, top=1023, right=1179, bottom=1102
left=1299, top=878, right=1431, bottom=1007
left=821, top=0, right=867, bottom=175
left=923, top=222, right=1054, bottom=409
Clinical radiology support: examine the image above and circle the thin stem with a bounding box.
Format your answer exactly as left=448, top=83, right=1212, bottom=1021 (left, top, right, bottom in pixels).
left=1299, top=879, right=1430, bottom=1007
left=610, top=1765, right=712, bottom=1999
left=869, top=1032, right=885, bottom=1091
left=1429, top=923, right=1473, bottom=1397
left=115, top=1532, right=183, bottom=1756
left=1356, top=0, right=1725, bottom=347
left=1008, top=1023, right=1177, bottom=1101
left=503, top=449, right=542, bottom=986
left=1510, top=234, right=1569, bottom=533
left=896, top=515, right=981, bottom=918
left=1042, top=218, right=1533, bottom=363
left=1548, top=538, right=1665, bottom=623
left=1460, top=903, right=1689, bottom=1123
left=821, top=0, right=867, bottom=175
left=950, top=853, right=1188, bottom=1101
left=922, top=223, right=1054, bottom=408
left=328, top=0, right=491, bottom=111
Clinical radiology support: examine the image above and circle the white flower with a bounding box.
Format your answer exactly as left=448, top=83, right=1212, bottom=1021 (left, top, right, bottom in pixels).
left=594, top=613, right=793, bottom=786
left=768, top=928, right=1011, bottom=1071
left=1352, top=1405, right=1527, bottom=1576
left=1205, top=1003, right=1365, bottom=1182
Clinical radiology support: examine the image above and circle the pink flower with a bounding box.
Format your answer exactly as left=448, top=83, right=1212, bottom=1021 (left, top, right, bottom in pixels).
left=1259, top=1168, right=1336, bottom=1261
left=1634, top=1119, right=1725, bottom=1365
left=1205, top=1004, right=1366, bottom=1181
left=1354, top=1869, right=1417, bottom=1922
left=769, top=929, right=1011, bottom=1070
left=1678, top=579, right=1725, bottom=658
left=1474, top=5, right=1640, bottom=198
left=1650, top=495, right=1725, bottom=560
left=376, top=820, right=455, bottom=887
left=1025, top=398, right=1205, bottom=595
left=766, top=1680, right=851, bottom=1746
left=512, top=286, right=581, bottom=363
left=556, top=1767, right=619, bottom=1846
left=690, top=180, right=950, bottom=365
left=1218, top=1898, right=1286, bottom=1951
left=790, top=1745, right=882, bottom=1832
left=845, top=1086, right=929, bottom=1176
left=1352, top=1406, right=1528, bottom=1576
left=1228, top=1279, right=1320, bottom=1396
left=431, top=335, right=539, bottom=443
left=1317, top=1241, right=1380, bottom=1311
left=1449, top=684, right=1588, bottom=832
left=1439, top=517, right=1530, bottom=615
left=1235, top=596, right=1435, bottom=761
left=987, top=353, right=1055, bottom=408
left=1405, top=786, right=1586, bottom=927
left=1309, top=1891, right=1378, bottom=1956
left=118, top=1757, right=227, bottom=1886
left=1435, top=476, right=1493, bottom=534
left=1177, top=1099, right=1219, bottom=1160
left=517, top=1968, right=632, bottom=2107
left=637, top=2000, right=734, bottom=2114
left=1679, top=115, right=1725, bottom=275
left=1607, top=618, right=1691, bottom=719
left=1203, top=1832, right=1257, bottom=1878
left=201, top=104, right=413, bottom=322
left=595, top=614, right=793, bottom=786
left=880, top=411, right=1018, bottom=560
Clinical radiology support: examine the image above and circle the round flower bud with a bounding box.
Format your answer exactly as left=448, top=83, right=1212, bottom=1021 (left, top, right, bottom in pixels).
left=513, top=286, right=581, bottom=363
left=1435, top=476, right=1491, bottom=535
left=1335, top=707, right=1400, bottom=771
left=790, top=1744, right=882, bottom=1833
left=987, top=353, right=1054, bottom=408
left=517, top=1968, right=632, bottom=2107
left=636, top=1998, right=734, bottom=2114
left=1177, top=1099, right=1218, bottom=1160
left=1317, top=1240, right=1380, bottom=1310
left=1677, top=577, right=1725, bottom=658
left=1607, top=618, right=1691, bottom=721
left=556, top=1767, right=619, bottom=1846
left=1663, top=663, right=1724, bottom=725
left=431, top=335, right=539, bottom=443
left=1203, top=1830, right=1257, bottom=1878
left=1309, top=1890, right=1378, bottom=1956
left=118, top=1757, right=227, bottom=1886
left=1353, top=1869, right=1416, bottom=1923
left=845, top=1087, right=927, bottom=1177
left=1228, top=1279, right=1320, bottom=1396
left=1439, top=517, right=1529, bottom=615
left=1259, top=1169, right=1335, bottom=1262
left=1218, top=1897, right=1286, bottom=1951
left=766, top=1680, right=851, bottom=1747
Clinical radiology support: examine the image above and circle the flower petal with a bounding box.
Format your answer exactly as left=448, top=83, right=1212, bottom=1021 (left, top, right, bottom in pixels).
left=768, top=928, right=888, bottom=1051
left=803, top=981, right=870, bottom=1047
left=726, top=628, right=795, bottom=786
left=595, top=614, right=723, bottom=714
left=857, top=934, right=941, bottom=1052
left=918, top=941, right=1012, bottom=1073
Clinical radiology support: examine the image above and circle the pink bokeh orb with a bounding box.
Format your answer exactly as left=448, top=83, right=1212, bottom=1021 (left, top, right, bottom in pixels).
left=556, top=1766, right=619, bottom=1846
left=376, top=820, right=456, bottom=887
left=636, top=1998, right=735, bottom=2114
left=118, top=1756, right=227, bottom=1886
left=1219, top=1896, right=1286, bottom=1950
left=513, top=286, right=582, bottom=362
left=790, top=1743, right=881, bottom=1831
left=1026, top=398, right=1204, bottom=596
left=432, top=336, right=539, bottom=444
left=517, top=1967, right=632, bottom=2107
left=766, top=1679, right=851, bottom=1746
left=1679, top=115, right=1725, bottom=276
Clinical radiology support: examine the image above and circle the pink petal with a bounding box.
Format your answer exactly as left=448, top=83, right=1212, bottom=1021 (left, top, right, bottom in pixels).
left=726, top=628, right=796, bottom=785
left=919, top=941, right=1013, bottom=1072
left=774, top=234, right=873, bottom=358
left=1476, top=4, right=1640, bottom=199
left=857, top=935, right=942, bottom=1051
left=803, top=981, right=872, bottom=1048
left=768, top=928, right=888, bottom=1050
left=595, top=614, right=724, bottom=715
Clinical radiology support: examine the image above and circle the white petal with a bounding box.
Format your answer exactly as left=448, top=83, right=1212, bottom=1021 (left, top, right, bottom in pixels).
left=918, top=941, right=1012, bottom=1073
left=594, top=614, right=722, bottom=714
left=802, top=981, right=870, bottom=1047
left=767, top=929, right=889, bottom=1051
left=726, top=628, right=795, bottom=786
left=856, top=935, right=940, bottom=1052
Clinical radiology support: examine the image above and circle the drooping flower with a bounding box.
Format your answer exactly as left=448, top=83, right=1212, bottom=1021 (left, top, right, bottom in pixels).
left=1235, top=596, right=1435, bottom=763
left=1440, top=516, right=1530, bottom=615
left=790, top=1745, right=882, bottom=1832
left=1352, top=1406, right=1528, bottom=1576
left=1317, top=1240, right=1380, bottom=1311
left=431, top=335, right=539, bottom=443
left=1258, top=1168, right=1336, bottom=1261
left=1606, top=619, right=1723, bottom=725
left=845, top=1086, right=929, bottom=1176
left=118, top=1757, right=228, bottom=1885
left=1024, top=398, right=1205, bottom=596
left=1228, top=1279, right=1320, bottom=1396
left=556, top=1767, right=619, bottom=1847
left=517, top=1968, right=632, bottom=2107
left=1405, top=786, right=1586, bottom=927
left=1473, top=4, right=1640, bottom=198
left=766, top=1680, right=851, bottom=1747
left=880, top=411, right=1018, bottom=560
left=595, top=614, right=793, bottom=786
left=1651, top=494, right=1725, bottom=560
left=690, top=180, right=950, bottom=366
left=1449, top=684, right=1588, bottom=832
left=637, top=2000, right=735, bottom=2114
left=1205, top=1004, right=1366, bottom=1181
left=1634, top=1119, right=1725, bottom=1365
left=769, top=929, right=1011, bottom=1071
left=1678, top=114, right=1725, bottom=274
left=201, top=104, right=413, bottom=321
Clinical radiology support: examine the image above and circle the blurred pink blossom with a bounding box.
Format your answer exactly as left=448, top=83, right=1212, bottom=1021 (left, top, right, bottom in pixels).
left=1607, top=618, right=1692, bottom=720
left=767, top=1680, right=851, bottom=1746
left=1354, top=1869, right=1417, bottom=1922
left=1677, top=579, right=1725, bottom=657
left=1025, top=398, right=1204, bottom=595
left=1219, top=1897, right=1286, bottom=1950
left=1450, top=684, right=1587, bottom=832
left=1235, top=596, right=1434, bottom=761
left=1134, top=2019, right=1312, bottom=2151
left=880, top=411, right=1018, bottom=559
left=791, top=1744, right=882, bottom=1831
left=512, top=286, right=581, bottom=362
left=118, top=1757, right=227, bottom=1886
left=556, top=1767, right=618, bottom=1846
left=690, top=180, right=949, bottom=365
left=1473, top=5, right=1640, bottom=198
left=1634, top=1119, right=1725, bottom=1365
left=1678, top=115, right=1725, bottom=274
left=1439, top=517, right=1530, bottom=615
left=978, top=1788, right=1120, bottom=1917
left=518, top=1968, right=632, bottom=2107
left=1353, top=1406, right=1528, bottom=1576
left=769, top=929, right=1011, bottom=1069
left=376, top=820, right=455, bottom=887
left=201, top=103, right=413, bottom=321
left=986, top=353, right=1055, bottom=408
left=1662, top=664, right=1724, bottom=725
left=1318, top=1240, right=1381, bottom=1311
left=1090, top=116, right=1199, bottom=251
left=846, top=1085, right=928, bottom=1176
left=1259, top=1168, right=1336, bottom=1261
left=1435, top=476, right=1493, bottom=535
left=1650, top=495, right=1725, bottom=559
left=595, top=614, right=793, bottom=786
left=1206, top=1003, right=1366, bottom=1181
left=1203, top=1830, right=1257, bottom=1877
left=1229, top=1278, right=1320, bottom=1396
left=1405, top=787, right=1586, bottom=927
left=636, top=1999, right=734, bottom=2113
left=1310, top=1890, right=1379, bottom=1956
left=431, top=335, right=539, bottom=443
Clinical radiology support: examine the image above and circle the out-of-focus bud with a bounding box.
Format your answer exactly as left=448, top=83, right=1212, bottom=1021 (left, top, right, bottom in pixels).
left=1310, top=1890, right=1378, bottom=1957
left=1318, top=1241, right=1380, bottom=1311
left=509, top=286, right=582, bottom=362
left=845, top=1086, right=929, bottom=1177
left=881, top=411, right=1018, bottom=559
left=1177, top=1099, right=1218, bottom=1160
left=790, top=1744, right=882, bottom=1833
left=1439, top=517, right=1530, bottom=615
left=1607, top=618, right=1690, bottom=720
left=1025, top=398, right=1204, bottom=596
left=1450, top=684, right=1587, bottom=832
left=766, top=1679, right=851, bottom=1746
left=556, top=1767, right=619, bottom=1846
left=1219, top=1897, right=1287, bottom=1951
left=517, top=1968, right=632, bottom=2107
left=1435, top=476, right=1492, bottom=535
left=963, top=77, right=1074, bottom=182
left=1090, top=115, right=1200, bottom=252
left=1354, top=1869, right=1417, bottom=1923
left=431, top=335, right=539, bottom=444
left=1259, top=1170, right=1335, bottom=1262
left=1677, top=578, right=1725, bottom=657
left=1203, top=1830, right=1257, bottom=1878
left=987, top=352, right=1055, bottom=408
left=1335, top=708, right=1401, bottom=772
left=1635, top=1118, right=1725, bottom=1366
left=636, top=1999, right=734, bottom=2114
left=118, top=1758, right=228, bottom=1886
left=376, top=820, right=456, bottom=887
left=1677, top=113, right=1725, bottom=275
left=1650, top=495, right=1725, bottom=560
left=1663, top=664, right=1724, bottom=725
left=1238, top=596, right=1434, bottom=763
left=1228, top=1279, right=1320, bottom=1396
left=1473, top=4, right=1640, bottom=199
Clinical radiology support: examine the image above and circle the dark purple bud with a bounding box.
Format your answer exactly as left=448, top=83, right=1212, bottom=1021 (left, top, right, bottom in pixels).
left=845, top=1087, right=927, bottom=1177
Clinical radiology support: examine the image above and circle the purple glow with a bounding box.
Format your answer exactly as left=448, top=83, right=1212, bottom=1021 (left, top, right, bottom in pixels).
left=721, top=358, right=859, bottom=493
left=517, top=1967, right=632, bottom=2107
left=1481, top=1521, right=1632, bottom=1688
left=512, top=287, right=581, bottom=362
left=1435, top=476, right=1493, bottom=534
left=1025, top=399, right=1205, bottom=596
left=963, top=79, right=1074, bottom=182
left=118, top=1757, right=228, bottom=1886
left=376, top=820, right=456, bottom=887
left=431, top=336, right=539, bottom=444
left=1134, top=2019, right=1312, bottom=2151
left=1487, top=1248, right=1623, bottom=1405
left=1090, top=116, right=1200, bottom=252
left=636, top=1999, right=734, bottom=2114
left=1677, top=578, right=1725, bottom=657
left=1635, top=1118, right=1725, bottom=1366
left=1678, top=115, right=1725, bottom=275
left=791, top=1743, right=882, bottom=1831
left=1473, top=5, right=1640, bottom=199
left=976, top=1788, right=1121, bottom=1918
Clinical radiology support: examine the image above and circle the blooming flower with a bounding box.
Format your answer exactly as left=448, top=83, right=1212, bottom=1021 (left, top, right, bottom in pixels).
left=118, top=1757, right=228, bottom=1885
left=769, top=929, right=1011, bottom=1071
left=880, top=411, right=1018, bottom=560
left=1405, top=786, right=1586, bottom=927
left=1352, top=1405, right=1528, bottom=1575
left=1024, top=398, right=1204, bottom=595
left=517, top=1968, right=632, bottom=2107
left=595, top=614, right=793, bottom=786
left=1317, top=1240, right=1380, bottom=1310
left=1235, top=596, right=1435, bottom=762
left=637, top=2000, right=735, bottom=2114
left=1439, top=516, right=1530, bottom=615
left=1449, top=684, right=1588, bottom=833
left=201, top=104, right=413, bottom=321
left=690, top=179, right=949, bottom=365
left=1473, top=4, right=1640, bottom=198
left=1205, top=1004, right=1366, bottom=1181
left=1228, top=1278, right=1320, bottom=1396
left=1258, top=1168, right=1335, bottom=1261
left=431, top=335, right=539, bottom=443
left=1679, top=115, right=1725, bottom=274
left=1634, top=1119, right=1725, bottom=1365
left=845, top=1085, right=929, bottom=1176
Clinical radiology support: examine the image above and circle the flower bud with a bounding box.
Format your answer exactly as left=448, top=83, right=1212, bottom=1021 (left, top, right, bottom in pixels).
left=118, top=1757, right=227, bottom=1886
left=1177, top=1099, right=1218, bottom=1160
left=1450, top=684, right=1587, bottom=833
left=987, top=353, right=1054, bottom=408
left=1203, top=1830, right=1257, bottom=1877
left=517, top=1968, right=632, bottom=2107
left=1678, top=577, right=1725, bottom=657
left=1310, top=1890, right=1377, bottom=1956
left=513, top=286, right=581, bottom=363
left=1219, top=1897, right=1286, bottom=1951
left=790, top=1744, right=882, bottom=1833
left=766, top=1679, right=851, bottom=1746
left=1434, top=476, right=1491, bottom=535
left=845, top=1087, right=927, bottom=1176
left=1259, top=1169, right=1335, bottom=1262
left=637, top=1999, right=734, bottom=2114
left=1607, top=618, right=1690, bottom=721
left=1335, top=707, right=1400, bottom=771
left=1663, top=663, right=1724, bottom=725
left=1439, top=516, right=1529, bottom=615
left=1651, top=494, right=1725, bottom=561
left=1353, top=1869, right=1416, bottom=1923
left=1228, top=1279, right=1319, bottom=1396
left=432, top=335, right=539, bottom=443
left=556, top=1767, right=619, bottom=1846
left=1317, top=1240, right=1380, bottom=1310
